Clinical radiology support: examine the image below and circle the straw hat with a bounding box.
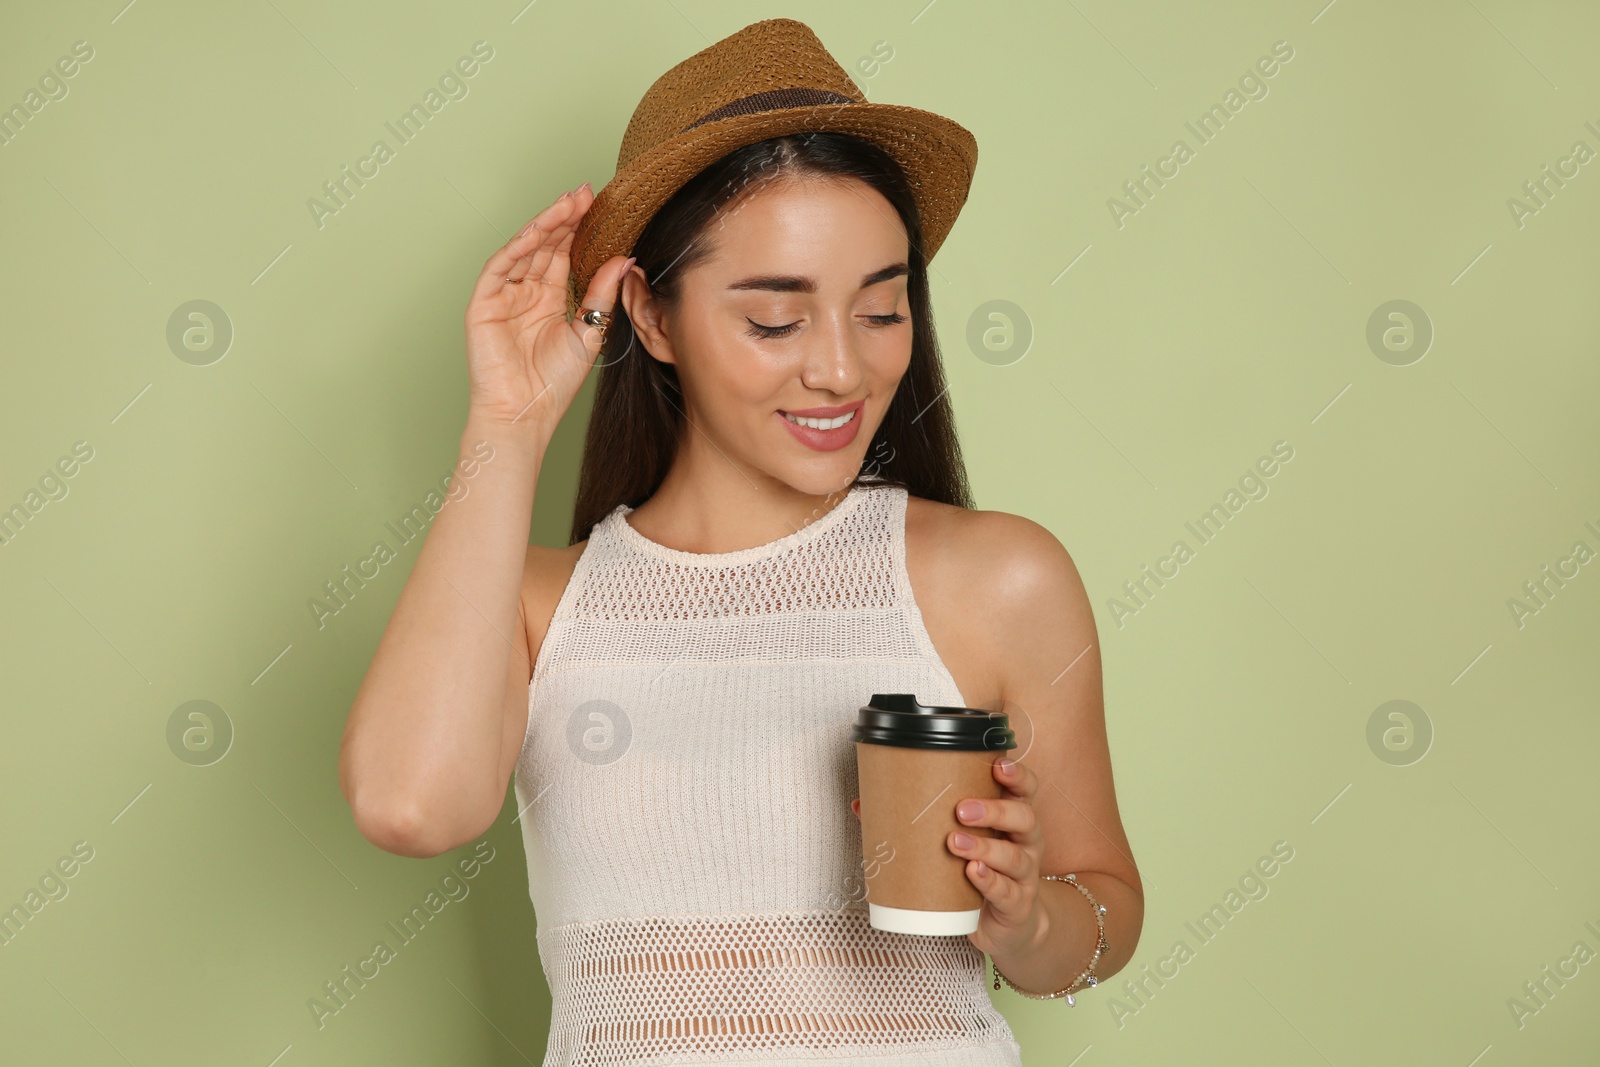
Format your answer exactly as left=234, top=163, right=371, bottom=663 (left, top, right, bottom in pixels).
left=565, top=17, right=978, bottom=321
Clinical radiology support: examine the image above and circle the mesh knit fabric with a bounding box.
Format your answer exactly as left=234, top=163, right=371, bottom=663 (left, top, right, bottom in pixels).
left=514, top=483, right=1022, bottom=1067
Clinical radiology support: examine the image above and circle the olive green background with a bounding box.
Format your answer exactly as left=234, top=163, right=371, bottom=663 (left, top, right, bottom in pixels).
left=2, top=0, right=1596, bottom=1063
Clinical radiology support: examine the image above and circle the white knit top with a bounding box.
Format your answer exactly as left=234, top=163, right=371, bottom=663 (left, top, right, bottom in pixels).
left=513, top=481, right=1023, bottom=1067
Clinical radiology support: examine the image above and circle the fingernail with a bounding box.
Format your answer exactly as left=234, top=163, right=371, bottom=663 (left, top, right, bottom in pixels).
left=975, top=860, right=988, bottom=876
left=579, top=180, right=592, bottom=193
left=951, top=832, right=974, bottom=851
left=998, top=759, right=1015, bottom=775
left=957, top=800, right=983, bottom=821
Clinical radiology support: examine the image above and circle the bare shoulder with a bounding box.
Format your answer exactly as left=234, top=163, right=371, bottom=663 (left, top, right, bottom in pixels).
left=905, top=495, right=1087, bottom=605
left=904, top=495, right=1095, bottom=703
left=519, top=538, right=587, bottom=659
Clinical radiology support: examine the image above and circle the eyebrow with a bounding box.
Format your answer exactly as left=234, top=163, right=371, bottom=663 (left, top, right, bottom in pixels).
left=726, top=261, right=909, bottom=294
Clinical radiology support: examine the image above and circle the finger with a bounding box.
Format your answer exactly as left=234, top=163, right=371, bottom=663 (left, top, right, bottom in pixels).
left=518, top=192, right=595, bottom=289
left=851, top=797, right=861, bottom=819
left=567, top=253, right=634, bottom=350
left=955, top=796, right=1038, bottom=839
left=498, top=194, right=579, bottom=270
left=949, top=829, right=1037, bottom=884
left=965, top=858, right=1032, bottom=922
left=473, top=194, right=581, bottom=299
left=520, top=186, right=594, bottom=287
left=993, top=756, right=1037, bottom=800
left=505, top=203, right=585, bottom=288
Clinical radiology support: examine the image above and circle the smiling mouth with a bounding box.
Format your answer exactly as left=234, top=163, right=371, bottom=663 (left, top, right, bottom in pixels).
left=781, top=409, right=858, bottom=431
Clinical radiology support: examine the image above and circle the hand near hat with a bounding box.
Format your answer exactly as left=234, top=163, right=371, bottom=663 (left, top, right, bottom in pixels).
left=462, top=182, right=634, bottom=441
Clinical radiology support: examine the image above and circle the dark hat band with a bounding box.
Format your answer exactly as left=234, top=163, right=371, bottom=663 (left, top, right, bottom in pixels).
left=680, top=88, right=857, bottom=134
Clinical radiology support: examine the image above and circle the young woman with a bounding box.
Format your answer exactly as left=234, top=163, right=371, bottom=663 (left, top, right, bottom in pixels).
left=339, top=18, right=1142, bottom=1065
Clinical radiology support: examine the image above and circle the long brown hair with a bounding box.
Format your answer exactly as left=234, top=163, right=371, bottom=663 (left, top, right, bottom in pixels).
left=567, top=131, right=973, bottom=546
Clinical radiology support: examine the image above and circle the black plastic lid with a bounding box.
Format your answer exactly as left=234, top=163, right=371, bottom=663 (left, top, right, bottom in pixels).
left=852, top=693, right=1016, bottom=751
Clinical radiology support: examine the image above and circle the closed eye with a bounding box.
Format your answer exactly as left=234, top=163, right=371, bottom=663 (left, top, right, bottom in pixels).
left=745, top=313, right=907, bottom=340
left=746, top=319, right=800, bottom=339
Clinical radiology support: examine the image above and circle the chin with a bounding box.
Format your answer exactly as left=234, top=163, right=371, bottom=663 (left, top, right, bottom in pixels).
left=771, top=460, right=865, bottom=500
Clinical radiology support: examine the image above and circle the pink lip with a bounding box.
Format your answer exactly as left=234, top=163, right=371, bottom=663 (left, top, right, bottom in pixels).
left=776, top=402, right=864, bottom=452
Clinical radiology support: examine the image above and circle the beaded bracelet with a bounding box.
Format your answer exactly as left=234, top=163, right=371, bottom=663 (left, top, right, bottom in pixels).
left=991, top=873, right=1108, bottom=1005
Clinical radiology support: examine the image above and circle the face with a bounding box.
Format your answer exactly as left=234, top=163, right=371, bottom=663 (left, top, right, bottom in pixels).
left=620, top=175, right=913, bottom=498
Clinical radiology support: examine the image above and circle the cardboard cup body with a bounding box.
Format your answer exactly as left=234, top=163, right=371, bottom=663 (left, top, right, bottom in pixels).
left=855, top=741, right=1003, bottom=935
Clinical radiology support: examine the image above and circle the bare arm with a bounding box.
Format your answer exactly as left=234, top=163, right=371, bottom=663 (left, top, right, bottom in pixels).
left=338, top=423, right=544, bottom=857
left=945, top=511, right=1144, bottom=994
left=338, top=182, right=635, bottom=857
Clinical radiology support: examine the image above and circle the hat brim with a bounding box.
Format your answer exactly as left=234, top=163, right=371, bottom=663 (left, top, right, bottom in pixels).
left=566, top=102, right=978, bottom=319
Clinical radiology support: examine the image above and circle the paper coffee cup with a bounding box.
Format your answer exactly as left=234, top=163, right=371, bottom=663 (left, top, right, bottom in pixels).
left=852, top=693, right=1017, bottom=935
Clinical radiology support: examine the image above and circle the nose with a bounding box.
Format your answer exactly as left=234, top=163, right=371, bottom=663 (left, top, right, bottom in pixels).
left=799, top=311, right=867, bottom=395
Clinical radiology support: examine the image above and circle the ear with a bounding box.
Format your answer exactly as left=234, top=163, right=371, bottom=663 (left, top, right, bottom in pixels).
left=616, top=265, right=677, bottom=367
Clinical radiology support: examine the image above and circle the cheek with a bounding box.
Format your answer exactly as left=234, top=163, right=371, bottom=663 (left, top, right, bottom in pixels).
left=687, top=340, right=790, bottom=415
left=869, top=332, right=914, bottom=384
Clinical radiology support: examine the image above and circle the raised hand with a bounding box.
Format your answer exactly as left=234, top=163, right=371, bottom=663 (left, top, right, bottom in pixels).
left=462, top=182, right=635, bottom=439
